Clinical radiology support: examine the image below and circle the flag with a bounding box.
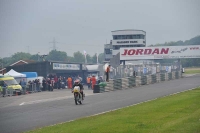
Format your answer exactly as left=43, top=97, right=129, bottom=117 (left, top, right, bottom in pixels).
left=83, top=50, right=87, bottom=56
left=83, top=50, right=87, bottom=63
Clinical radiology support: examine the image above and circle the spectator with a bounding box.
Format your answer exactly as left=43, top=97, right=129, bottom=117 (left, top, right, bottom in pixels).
left=86, top=76, right=91, bottom=89
left=91, top=75, right=96, bottom=90
left=54, top=75, right=58, bottom=89
left=47, top=78, right=51, bottom=91
left=67, top=76, right=73, bottom=89
left=20, top=79, right=26, bottom=94
left=42, top=78, right=46, bottom=91
left=58, top=76, right=62, bottom=89
left=106, top=65, right=111, bottom=82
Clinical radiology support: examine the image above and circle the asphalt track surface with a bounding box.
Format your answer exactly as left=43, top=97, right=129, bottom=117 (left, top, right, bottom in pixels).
left=0, top=74, right=200, bottom=133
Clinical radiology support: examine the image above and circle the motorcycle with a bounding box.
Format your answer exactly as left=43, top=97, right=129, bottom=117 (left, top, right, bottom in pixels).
left=72, top=86, right=85, bottom=105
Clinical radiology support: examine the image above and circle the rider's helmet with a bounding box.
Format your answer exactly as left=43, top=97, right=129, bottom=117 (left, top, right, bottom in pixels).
left=74, top=79, right=80, bottom=85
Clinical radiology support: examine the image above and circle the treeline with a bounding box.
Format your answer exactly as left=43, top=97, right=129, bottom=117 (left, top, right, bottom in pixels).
left=0, top=50, right=104, bottom=67
left=151, top=35, right=200, bottom=67
left=151, top=35, right=200, bottom=46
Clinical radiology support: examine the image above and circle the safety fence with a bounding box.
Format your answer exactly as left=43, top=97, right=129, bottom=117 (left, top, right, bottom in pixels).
left=0, top=83, right=42, bottom=97
left=101, top=71, right=182, bottom=92
left=110, top=63, right=182, bottom=79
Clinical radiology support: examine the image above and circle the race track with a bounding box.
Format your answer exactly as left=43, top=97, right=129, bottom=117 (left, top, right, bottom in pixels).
left=0, top=74, right=199, bottom=133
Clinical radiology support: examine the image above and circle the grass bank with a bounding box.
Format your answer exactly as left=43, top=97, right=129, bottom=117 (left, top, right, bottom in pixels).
left=184, top=67, right=200, bottom=74
left=27, top=88, right=200, bottom=133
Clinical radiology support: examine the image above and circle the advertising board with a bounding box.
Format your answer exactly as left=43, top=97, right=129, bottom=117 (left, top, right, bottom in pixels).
left=53, top=63, right=80, bottom=70
left=120, top=45, right=200, bottom=60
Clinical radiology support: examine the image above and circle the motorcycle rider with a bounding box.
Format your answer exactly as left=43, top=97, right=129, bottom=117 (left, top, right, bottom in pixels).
left=72, top=79, right=84, bottom=100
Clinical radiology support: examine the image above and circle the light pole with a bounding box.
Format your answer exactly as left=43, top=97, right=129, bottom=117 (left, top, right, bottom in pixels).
left=0, top=58, right=3, bottom=74
left=37, top=52, right=40, bottom=61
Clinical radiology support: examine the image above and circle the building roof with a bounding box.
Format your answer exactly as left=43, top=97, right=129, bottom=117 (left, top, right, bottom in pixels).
left=9, top=60, right=36, bottom=66
left=111, top=29, right=146, bottom=33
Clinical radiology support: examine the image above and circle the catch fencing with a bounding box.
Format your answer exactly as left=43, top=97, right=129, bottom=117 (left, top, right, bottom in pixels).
left=109, top=63, right=182, bottom=79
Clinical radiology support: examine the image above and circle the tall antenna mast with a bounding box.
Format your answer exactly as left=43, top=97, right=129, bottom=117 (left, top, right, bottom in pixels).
left=49, top=37, right=58, bottom=50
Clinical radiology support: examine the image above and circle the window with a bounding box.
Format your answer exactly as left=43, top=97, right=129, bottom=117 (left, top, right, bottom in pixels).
left=105, top=49, right=112, bottom=54
left=113, top=35, right=117, bottom=40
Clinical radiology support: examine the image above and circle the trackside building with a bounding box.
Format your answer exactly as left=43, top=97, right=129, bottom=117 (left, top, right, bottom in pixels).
left=6, top=61, right=88, bottom=82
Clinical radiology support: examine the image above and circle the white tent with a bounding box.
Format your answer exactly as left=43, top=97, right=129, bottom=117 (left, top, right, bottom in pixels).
left=4, top=69, right=26, bottom=78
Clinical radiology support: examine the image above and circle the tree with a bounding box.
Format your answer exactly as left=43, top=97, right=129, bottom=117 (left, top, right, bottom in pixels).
left=98, top=53, right=104, bottom=64
left=73, top=51, right=85, bottom=63
left=66, top=56, right=75, bottom=62
left=46, top=50, right=67, bottom=61
left=91, top=54, right=98, bottom=64
left=11, top=52, right=32, bottom=63
left=86, top=54, right=92, bottom=63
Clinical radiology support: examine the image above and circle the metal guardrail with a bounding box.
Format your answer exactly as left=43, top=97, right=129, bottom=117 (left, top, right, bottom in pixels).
left=1, top=87, right=14, bottom=97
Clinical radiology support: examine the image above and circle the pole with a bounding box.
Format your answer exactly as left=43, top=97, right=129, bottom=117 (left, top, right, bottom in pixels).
left=37, top=52, right=40, bottom=61
left=2, top=58, right=3, bottom=75
left=97, top=52, right=99, bottom=64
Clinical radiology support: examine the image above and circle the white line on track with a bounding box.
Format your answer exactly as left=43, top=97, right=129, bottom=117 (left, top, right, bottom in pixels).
left=19, top=93, right=97, bottom=106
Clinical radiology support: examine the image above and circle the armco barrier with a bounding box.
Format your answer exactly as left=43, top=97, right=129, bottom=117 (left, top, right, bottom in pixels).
left=101, top=71, right=182, bottom=93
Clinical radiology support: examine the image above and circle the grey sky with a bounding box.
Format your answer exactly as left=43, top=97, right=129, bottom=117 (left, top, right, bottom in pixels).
left=0, top=0, right=200, bottom=58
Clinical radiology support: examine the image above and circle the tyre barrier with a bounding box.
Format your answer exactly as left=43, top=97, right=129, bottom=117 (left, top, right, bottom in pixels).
left=175, top=71, right=179, bottom=79
left=136, top=76, right=141, bottom=86
left=151, top=75, right=157, bottom=84
left=165, top=73, right=169, bottom=81
left=100, top=86, right=105, bottom=93
left=168, top=73, right=172, bottom=80
left=160, top=73, right=165, bottom=81
left=172, top=72, right=175, bottom=79
left=113, top=79, right=122, bottom=90
left=105, top=80, right=114, bottom=91
left=98, top=71, right=182, bottom=93
left=122, top=78, right=129, bottom=89
left=128, top=77, right=136, bottom=87
left=141, top=76, right=147, bottom=85
left=156, top=73, right=161, bottom=82
left=146, top=75, right=151, bottom=85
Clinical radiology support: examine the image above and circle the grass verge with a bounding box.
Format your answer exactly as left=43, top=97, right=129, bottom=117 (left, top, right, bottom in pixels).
left=184, top=67, right=200, bottom=74
left=26, top=88, right=200, bottom=133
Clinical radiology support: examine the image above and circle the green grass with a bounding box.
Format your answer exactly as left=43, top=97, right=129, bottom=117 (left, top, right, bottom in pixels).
left=26, top=88, right=200, bottom=133
left=184, top=67, right=200, bottom=74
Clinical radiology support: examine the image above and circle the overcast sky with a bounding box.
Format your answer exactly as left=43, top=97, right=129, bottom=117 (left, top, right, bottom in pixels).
left=0, top=0, right=200, bottom=58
